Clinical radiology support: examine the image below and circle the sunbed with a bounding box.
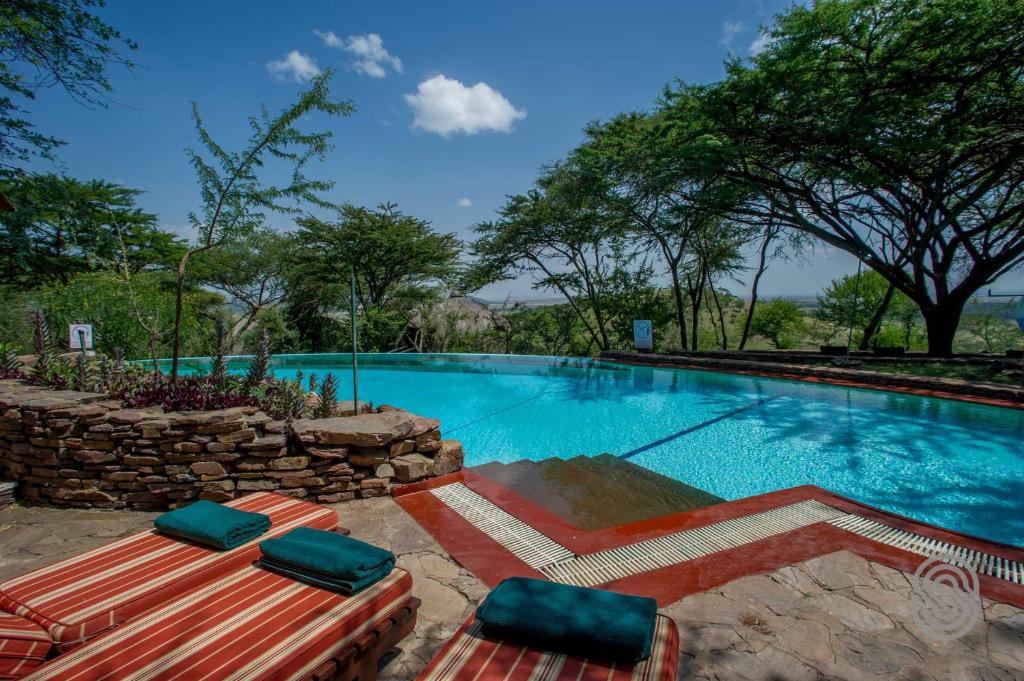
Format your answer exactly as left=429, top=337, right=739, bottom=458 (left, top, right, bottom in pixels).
left=416, top=613, right=680, bottom=680
left=20, top=563, right=417, bottom=680
left=0, top=492, right=336, bottom=651
left=0, top=612, right=51, bottom=679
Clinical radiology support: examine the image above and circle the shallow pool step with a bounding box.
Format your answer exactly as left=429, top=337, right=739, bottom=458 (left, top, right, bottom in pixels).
left=471, top=454, right=723, bottom=531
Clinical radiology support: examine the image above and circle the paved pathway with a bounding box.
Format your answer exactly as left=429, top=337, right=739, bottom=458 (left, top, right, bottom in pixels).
left=1, top=500, right=1022, bottom=680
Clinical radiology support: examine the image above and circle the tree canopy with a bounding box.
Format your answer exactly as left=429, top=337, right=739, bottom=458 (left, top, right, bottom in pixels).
left=675, top=0, right=1024, bottom=354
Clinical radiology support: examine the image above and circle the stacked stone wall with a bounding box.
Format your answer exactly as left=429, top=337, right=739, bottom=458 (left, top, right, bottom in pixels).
left=0, top=379, right=462, bottom=510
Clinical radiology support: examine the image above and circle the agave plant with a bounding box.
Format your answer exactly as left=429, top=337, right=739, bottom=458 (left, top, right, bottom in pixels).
left=30, top=310, right=55, bottom=381
left=209, top=318, right=230, bottom=387
left=316, top=371, right=337, bottom=419
left=308, top=373, right=318, bottom=393
left=244, top=328, right=271, bottom=389
left=0, top=350, right=23, bottom=379
left=72, top=354, right=97, bottom=392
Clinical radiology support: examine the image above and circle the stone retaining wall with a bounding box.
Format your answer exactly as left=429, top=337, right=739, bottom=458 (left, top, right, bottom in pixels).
left=0, top=379, right=463, bottom=510
left=601, top=351, right=1024, bottom=406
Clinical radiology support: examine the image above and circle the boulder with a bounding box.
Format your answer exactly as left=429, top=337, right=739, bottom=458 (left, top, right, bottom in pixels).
left=432, top=440, right=464, bottom=476
left=391, top=453, right=433, bottom=483
left=291, top=410, right=424, bottom=447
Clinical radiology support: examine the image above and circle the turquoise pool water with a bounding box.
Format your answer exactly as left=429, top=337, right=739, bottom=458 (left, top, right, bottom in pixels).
left=168, top=353, right=1024, bottom=547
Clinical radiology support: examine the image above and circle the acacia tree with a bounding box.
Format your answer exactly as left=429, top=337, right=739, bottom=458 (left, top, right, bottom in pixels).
left=470, top=166, right=642, bottom=353
left=688, top=0, right=1024, bottom=355
left=290, top=203, right=462, bottom=350
left=0, top=174, right=180, bottom=287
left=170, top=72, right=352, bottom=380
left=191, top=228, right=292, bottom=346
left=573, top=106, right=747, bottom=350
left=0, top=0, right=136, bottom=168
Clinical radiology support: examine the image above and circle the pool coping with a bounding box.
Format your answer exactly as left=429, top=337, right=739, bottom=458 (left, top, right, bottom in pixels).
left=601, top=350, right=1024, bottom=410
left=394, top=471, right=1024, bottom=607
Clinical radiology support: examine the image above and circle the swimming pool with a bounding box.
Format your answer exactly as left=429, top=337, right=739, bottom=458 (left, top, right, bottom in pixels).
left=167, top=353, right=1024, bottom=547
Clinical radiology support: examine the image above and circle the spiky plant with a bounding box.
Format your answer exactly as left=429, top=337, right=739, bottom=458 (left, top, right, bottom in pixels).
left=72, top=354, right=97, bottom=392
left=308, top=373, right=317, bottom=393
left=111, top=347, right=126, bottom=373
left=244, top=327, right=272, bottom=389
left=316, top=372, right=337, bottom=419
left=1, top=350, right=22, bottom=378
left=30, top=310, right=55, bottom=380
left=209, top=318, right=229, bottom=387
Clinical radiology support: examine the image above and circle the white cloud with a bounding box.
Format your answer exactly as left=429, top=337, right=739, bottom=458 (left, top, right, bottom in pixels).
left=720, top=21, right=744, bottom=47
left=456, top=197, right=472, bottom=208
left=749, top=32, right=772, bottom=55
left=404, top=74, right=526, bottom=137
left=266, top=51, right=321, bottom=82
left=313, top=29, right=344, bottom=48
left=315, top=30, right=402, bottom=78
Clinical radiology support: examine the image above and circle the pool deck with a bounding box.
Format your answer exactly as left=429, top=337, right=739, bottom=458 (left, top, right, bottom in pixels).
left=2, top=497, right=1023, bottom=679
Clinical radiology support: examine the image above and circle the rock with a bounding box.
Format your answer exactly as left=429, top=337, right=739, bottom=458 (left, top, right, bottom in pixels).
left=217, top=428, right=256, bottom=444
left=432, top=440, right=464, bottom=476
left=414, top=428, right=442, bottom=452
left=392, top=453, right=434, bottom=483
left=267, top=456, right=310, bottom=471
left=374, top=463, right=395, bottom=479
left=74, top=450, right=117, bottom=464
left=190, top=462, right=227, bottom=477
left=241, top=435, right=287, bottom=450
left=291, top=410, right=422, bottom=447
left=237, top=479, right=279, bottom=491
left=349, top=449, right=388, bottom=467
left=388, top=439, right=415, bottom=457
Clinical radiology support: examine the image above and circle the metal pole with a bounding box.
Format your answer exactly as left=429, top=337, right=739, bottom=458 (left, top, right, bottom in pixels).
left=350, top=264, right=360, bottom=415
left=846, top=259, right=864, bottom=356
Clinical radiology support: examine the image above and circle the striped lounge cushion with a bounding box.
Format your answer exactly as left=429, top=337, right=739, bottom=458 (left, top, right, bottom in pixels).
left=0, top=493, right=336, bottom=651
left=417, top=614, right=679, bottom=681
left=0, top=613, right=51, bottom=680
left=23, top=565, right=414, bottom=681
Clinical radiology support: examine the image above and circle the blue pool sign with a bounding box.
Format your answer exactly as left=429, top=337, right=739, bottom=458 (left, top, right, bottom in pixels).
left=633, top=320, right=653, bottom=350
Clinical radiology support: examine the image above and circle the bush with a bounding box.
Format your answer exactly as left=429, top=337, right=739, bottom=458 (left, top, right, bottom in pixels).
left=751, top=298, right=807, bottom=349
left=37, top=271, right=221, bottom=359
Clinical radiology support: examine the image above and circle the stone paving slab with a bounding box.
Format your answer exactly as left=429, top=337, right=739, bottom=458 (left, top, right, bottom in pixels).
left=0, top=501, right=1021, bottom=680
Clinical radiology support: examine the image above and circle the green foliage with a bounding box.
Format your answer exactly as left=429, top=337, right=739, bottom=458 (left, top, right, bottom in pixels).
left=0, top=285, right=32, bottom=351
left=0, top=347, right=21, bottom=378
left=0, top=174, right=184, bottom=289
left=956, top=299, right=1024, bottom=353
left=240, top=306, right=298, bottom=354
left=750, top=298, right=806, bottom=349
left=208, top=317, right=229, bottom=387
left=316, top=371, right=337, bottom=419
left=290, top=203, right=462, bottom=352
left=0, top=0, right=136, bottom=167
left=244, top=327, right=271, bottom=388
left=680, top=0, right=1024, bottom=354
left=38, top=271, right=218, bottom=359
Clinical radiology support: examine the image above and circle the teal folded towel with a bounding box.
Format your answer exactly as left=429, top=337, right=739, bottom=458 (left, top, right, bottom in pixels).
left=154, top=500, right=271, bottom=550
left=259, top=527, right=395, bottom=594
left=258, top=556, right=394, bottom=595
left=475, top=577, right=658, bottom=662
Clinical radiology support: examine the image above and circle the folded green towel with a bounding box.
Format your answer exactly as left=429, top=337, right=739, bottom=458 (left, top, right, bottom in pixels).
left=260, top=527, right=395, bottom=583
left=154, top=500, right=271, bottom=550
left=258, top=556, right=394, bottom=594
left=475, top=577, right=658, bottom=662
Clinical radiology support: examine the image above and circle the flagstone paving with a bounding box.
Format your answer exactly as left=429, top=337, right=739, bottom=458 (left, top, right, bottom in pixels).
left=1, top=499, right=1022, bottom=680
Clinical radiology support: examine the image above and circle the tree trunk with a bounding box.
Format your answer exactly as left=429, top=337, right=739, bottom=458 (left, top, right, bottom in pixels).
left=859, top=282, right=895, bottom=350
left=739, top=231, right=773, bottom=350
left=921, top=302, right=965, bottom=357
left=709, top=280, right=728, bottom=349
left=668, top=265, right=688, bottom=350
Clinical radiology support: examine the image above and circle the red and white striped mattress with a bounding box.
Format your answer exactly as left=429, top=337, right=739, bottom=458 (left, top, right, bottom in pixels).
left=0, top=493, right=337, bottom=651
left=23, top=565, right=413, bottom=681
left=0, top=613, right=51, bottom=680
left=416, top=615, right=679, bottom=681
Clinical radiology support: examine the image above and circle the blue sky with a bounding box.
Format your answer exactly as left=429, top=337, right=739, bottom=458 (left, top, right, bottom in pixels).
left=25, top=0, right=1024, bottom=300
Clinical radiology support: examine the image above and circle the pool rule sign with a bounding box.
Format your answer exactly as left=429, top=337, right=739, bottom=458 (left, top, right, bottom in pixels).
left=633, top=319, right=653, bottom=351
left=69, top=323, right=93, bottom=350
